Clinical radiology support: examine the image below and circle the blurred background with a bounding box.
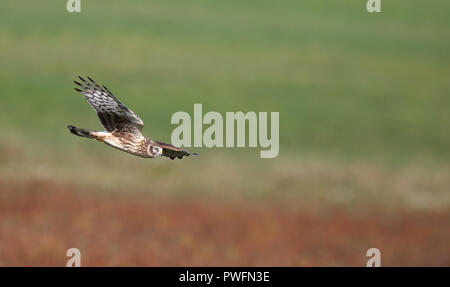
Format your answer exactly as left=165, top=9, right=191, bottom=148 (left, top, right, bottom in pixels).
left=0, top=0, right=449, bottom=266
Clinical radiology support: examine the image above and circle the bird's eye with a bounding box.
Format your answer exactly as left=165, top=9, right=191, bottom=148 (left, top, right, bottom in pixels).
left=152, top=146, right=161, bottom=154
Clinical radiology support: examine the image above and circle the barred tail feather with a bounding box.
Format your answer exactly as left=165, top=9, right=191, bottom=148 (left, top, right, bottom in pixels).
left=67, top=125, right=95, bottom=139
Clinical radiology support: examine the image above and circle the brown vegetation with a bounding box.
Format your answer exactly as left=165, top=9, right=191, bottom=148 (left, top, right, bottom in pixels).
left=0, top=179, right=449, bottom=266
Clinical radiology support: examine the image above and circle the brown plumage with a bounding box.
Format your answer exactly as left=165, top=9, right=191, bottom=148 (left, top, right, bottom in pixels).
left=67, top=76, right=197, bottom=160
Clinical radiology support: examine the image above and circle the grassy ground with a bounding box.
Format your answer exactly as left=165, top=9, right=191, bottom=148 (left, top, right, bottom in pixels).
left=0, top=1, right=449, bottom=266
left=1, top=180, right=449, bottom=266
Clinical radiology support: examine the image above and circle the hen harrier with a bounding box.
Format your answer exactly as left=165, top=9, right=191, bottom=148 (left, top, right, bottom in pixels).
left=67, top=76, right=197, bottom=160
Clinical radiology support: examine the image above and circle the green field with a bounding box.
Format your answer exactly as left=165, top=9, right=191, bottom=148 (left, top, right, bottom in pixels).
left=1, top=0, right=449, bottom=163
left=0, top=0, right=449, bottom=210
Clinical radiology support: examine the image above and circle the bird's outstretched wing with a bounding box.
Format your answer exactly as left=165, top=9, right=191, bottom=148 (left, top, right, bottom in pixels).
left=73, top=76, right=144, bottom=132
left=154, top=140, right=198, bottom=160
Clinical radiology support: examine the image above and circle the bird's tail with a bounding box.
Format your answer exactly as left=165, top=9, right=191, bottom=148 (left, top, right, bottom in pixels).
left=67, top=125, right=95, bottom=139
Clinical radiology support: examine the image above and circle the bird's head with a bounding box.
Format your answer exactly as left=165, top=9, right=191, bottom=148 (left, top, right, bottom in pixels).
left=147, top=144, right=163, bottom=158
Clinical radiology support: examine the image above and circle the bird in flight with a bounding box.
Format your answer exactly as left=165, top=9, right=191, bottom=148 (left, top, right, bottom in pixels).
left=67, top=76, right=197, bottom=160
